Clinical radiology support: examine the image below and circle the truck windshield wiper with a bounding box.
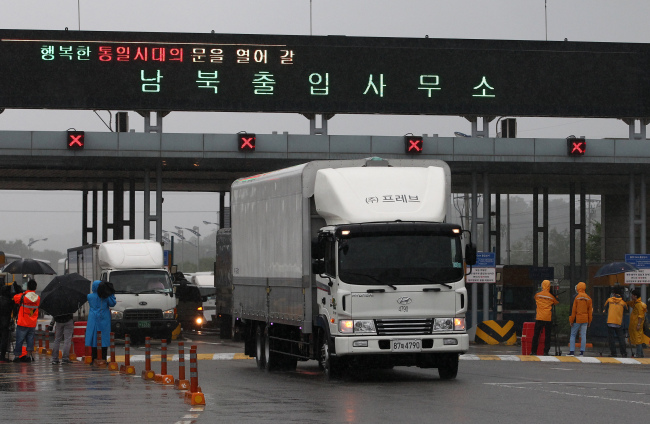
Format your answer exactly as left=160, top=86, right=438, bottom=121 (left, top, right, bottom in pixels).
left=421, top=282, right=453, bottom=290
left=114, top=290, right=137, bottom=294
left=340, top=271, right=383, bottom=284
left=137, top=289, right=168, bottom=295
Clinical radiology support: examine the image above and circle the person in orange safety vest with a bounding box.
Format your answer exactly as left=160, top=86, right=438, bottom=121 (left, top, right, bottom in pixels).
left=12, top=279, right=40, bottom=362
left=530, top=279, right=559, bottom=356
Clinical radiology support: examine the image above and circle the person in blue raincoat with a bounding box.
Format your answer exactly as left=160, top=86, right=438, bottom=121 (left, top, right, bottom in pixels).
left=85, top=280, right=116, bottom=360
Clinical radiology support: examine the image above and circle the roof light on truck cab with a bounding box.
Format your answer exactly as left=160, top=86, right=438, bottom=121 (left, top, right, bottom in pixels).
left=452, top=228, right=460, bottom=234
left=341, top=230, right=351, bottom=236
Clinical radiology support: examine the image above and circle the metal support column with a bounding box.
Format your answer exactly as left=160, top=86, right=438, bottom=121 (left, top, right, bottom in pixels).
left=102, top=182, right=109, bottom=242
left=629, top=174, right=647, bottom=301
left=492, top=193, right=501, bottom=266
left=302, top=113, right=335, bottom=135
left=127, top=178, right=136, bottom=239
left=82, top=189, right=98, bottom=245
left=219, top=192, right=226, bottom=228
left=470, top=173, right=478, bottom=334
left=465, top=116, right=495, bottom=138
left=482, top=175, right=491, bottom=320
left=569, top=183, right=588, bottom=292
left=143, top=164, right=164, bottom=243
left=532, top=187, right=549, bottom=269
left=622, top=118, right=649, bottom=140
left=112, top=179, right=124, bottom=240
left=137, top=110, right=171, bottom=133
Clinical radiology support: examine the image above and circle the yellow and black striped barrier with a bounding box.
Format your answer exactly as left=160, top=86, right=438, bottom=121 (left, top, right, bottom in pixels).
left=475, top=320, right=517, bottom=345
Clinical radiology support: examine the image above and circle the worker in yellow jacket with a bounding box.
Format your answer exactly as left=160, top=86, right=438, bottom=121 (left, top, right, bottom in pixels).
left=604, top=286, right=628, bottom=358
left=530, top=280, right=559, bottom=356
left=626, top=288, right=647, bottom=358
left=568, top=282, right=592, bottom=356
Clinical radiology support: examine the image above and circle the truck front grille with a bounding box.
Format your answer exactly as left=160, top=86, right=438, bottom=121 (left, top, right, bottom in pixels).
left=375, top=318, right=433, bottom=336
left=124, top=309, right=162, bottom=320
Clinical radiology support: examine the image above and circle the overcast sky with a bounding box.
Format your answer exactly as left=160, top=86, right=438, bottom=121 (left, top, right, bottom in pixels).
left=1, top=0, right=647, bottom=254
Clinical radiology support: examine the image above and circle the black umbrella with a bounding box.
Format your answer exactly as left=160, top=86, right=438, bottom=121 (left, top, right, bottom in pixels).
left=39, top=273, right=90, bottom=317
left=594, top=262, right=639, bottom=278
left=2, top=258, right=56, bottom=275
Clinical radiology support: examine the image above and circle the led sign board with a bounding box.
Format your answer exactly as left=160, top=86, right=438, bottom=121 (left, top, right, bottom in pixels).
left=238, top=133, right=256, bottom=151
left=567, top=137, right=587, bottom=156
left=404, top=136, right=423, bottom=154
left=1, top=29, right=650, bottom=118
left=67, top=130, right=84, bottom=150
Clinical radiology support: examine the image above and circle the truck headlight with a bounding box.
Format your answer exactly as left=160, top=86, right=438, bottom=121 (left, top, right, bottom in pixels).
left=433, top=318, right=466, bottom=331
left=111, top=310, right=123, bottom=320
left=339, top=320, right=376, bottom=334
left=162, top=308, right=175, bottom=319
left=433, top=318, right=453, bottom=331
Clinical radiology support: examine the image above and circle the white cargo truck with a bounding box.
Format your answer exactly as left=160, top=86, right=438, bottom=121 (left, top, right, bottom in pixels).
left=231, top=158, right=476, bottom=379
left=67, top=239, right=177, bottom=341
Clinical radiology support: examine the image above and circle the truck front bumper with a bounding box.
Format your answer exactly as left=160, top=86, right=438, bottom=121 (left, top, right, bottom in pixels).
left=112, top=319, right=178, bottom=338
left=334, top=333, right=469, bottom=357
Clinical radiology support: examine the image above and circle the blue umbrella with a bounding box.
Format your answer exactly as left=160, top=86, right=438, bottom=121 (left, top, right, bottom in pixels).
left=594, top=262, right=639, bottom=278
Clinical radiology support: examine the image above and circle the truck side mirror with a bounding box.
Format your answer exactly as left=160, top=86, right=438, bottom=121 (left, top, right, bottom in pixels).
left=311, top=238, right=325, bottom=260
left=465, top=243, right=477, bottom=266
left=312, top=259, right=325, bottom=275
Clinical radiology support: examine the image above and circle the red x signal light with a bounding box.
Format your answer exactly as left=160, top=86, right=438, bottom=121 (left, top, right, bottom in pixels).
left=67, top=130, right=85, bottom=150
left=238, top=133, right=256, bottom=152
left=567, top=137, right=586, bottom=156
left=404, top=136, right=423, bottom=154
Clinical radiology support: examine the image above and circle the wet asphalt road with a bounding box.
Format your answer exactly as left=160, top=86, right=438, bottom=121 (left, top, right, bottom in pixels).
left=3, top=329, right=650, bottom=423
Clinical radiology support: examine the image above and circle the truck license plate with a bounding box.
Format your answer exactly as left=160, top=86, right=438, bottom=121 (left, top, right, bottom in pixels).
left=138, top=321, right=151, bottom=329
left=391, top=339, right=421, bottom=352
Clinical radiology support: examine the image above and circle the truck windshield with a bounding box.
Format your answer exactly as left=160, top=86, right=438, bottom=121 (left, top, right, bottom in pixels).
left=338, top=233, right=464, bottom=285
left=109, top=270, right=173, bottom=294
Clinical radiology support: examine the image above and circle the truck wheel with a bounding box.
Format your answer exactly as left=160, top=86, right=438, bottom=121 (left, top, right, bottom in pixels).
left=438, top=354, right=459, bottom=380
left=320, top=338, right=340, bottom=378
left=255, top=325, right=266, bottom=369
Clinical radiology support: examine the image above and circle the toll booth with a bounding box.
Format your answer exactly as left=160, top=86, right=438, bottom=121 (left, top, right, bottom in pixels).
left=495, top=265, right=537, bottom=336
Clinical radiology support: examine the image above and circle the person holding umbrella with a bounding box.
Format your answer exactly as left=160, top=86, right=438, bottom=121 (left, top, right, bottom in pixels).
left=39, top=272, right=91, bottom=363
left=12, top=279, right=40, bottom=362
left=85, top=280, right=116, bottom=361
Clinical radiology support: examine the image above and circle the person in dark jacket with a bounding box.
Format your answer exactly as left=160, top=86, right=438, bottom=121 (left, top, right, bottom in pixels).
left=0, top=285, right=14, bottom=362
left=50, top=313, right=74, bottom=364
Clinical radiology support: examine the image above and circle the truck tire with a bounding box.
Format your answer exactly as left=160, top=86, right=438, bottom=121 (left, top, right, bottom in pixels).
left=264, top=325, right=280, bottom=371
left=319, top=336, right=340, bottom=378
left=255, top=325, right=266, bottom=369
left=437, top=353, right=459, bottom=380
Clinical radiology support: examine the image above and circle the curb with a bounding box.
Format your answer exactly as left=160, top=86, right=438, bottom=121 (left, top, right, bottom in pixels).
left=107, top=353, right=252, bottom=362
left=460, top=354, right=650, bottom=364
